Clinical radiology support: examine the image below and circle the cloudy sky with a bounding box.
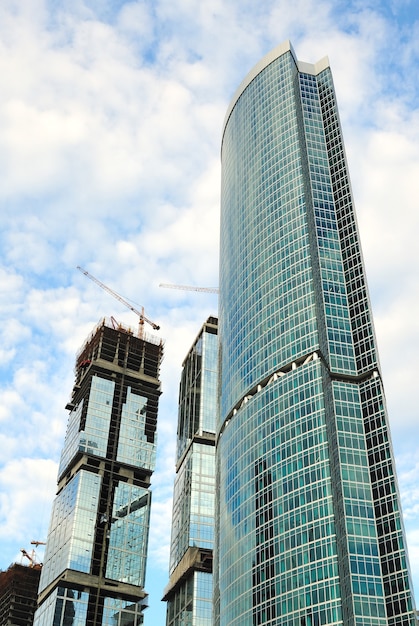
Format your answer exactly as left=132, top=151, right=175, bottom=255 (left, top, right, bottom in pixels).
left=0, top=0, right=419, bottom=622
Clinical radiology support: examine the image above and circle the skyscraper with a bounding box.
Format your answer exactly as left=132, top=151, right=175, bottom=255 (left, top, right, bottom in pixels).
left=163, top=316, right=218, bottom=626
left=34, top=318, right=163, bottom=626
left=216, top=41, right=416, bottom=626
left=0, top=562, right=41, bottom=626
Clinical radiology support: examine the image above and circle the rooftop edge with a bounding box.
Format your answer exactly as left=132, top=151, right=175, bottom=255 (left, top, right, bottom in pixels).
left=222, top=40, right=330, bottom=141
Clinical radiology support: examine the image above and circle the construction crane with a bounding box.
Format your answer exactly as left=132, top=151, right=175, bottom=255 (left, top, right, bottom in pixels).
left=77, top=266, right=160, bottom=337
left=20, top=547, right=42, bottom=569
left=21, top=549, right=36, bottom=566
left=159, top=283, right=219, bottom=294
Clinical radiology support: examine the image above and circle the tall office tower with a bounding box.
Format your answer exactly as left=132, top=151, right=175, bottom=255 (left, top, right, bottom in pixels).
left=34, top=318, right=163, bottom=626
left=163, top=316, right=218, bottom=626
left=216, top=41, right=417, bottom=626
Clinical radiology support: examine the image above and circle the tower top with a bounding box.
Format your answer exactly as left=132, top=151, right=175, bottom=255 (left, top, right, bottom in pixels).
left=223, top=40, right=330, bottom=136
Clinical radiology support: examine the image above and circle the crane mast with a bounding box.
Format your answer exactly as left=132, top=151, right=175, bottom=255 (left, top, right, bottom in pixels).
left=78, top=266, right=160, bottom=337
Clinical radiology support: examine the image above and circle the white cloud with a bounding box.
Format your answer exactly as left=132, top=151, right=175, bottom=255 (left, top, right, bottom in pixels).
left=0, top=389, right=24, bottom=423
left=0, top=458, right=57, bottom=547
left=396, top=454, right=419, bottom=587
left=346, top=100, right=419, bottom=439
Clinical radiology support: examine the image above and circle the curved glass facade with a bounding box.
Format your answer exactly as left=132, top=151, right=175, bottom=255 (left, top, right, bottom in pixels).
left=217, top=42, right=416, bottom=626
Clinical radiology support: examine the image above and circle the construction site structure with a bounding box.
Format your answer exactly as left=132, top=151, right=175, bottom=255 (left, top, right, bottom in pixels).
left=0, top=563, right=41, bottom=626
left=19, top=541, right=46, bottom=570
left=20, top=549, right=41, bottom=570
left=34, top=317, right=164, bottom=626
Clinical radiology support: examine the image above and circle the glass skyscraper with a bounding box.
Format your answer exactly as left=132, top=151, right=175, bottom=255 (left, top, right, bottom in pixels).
left=216, top=41, right=416, bottom=626
left=164, top=316, right=218, bottom=626
left=34, top=318, right=163, bottom=626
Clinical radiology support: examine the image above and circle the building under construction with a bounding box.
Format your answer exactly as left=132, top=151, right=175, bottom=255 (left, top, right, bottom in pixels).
left=0, top=562, right=41, bottom=626
left=34, top=318, right=164, bottom=626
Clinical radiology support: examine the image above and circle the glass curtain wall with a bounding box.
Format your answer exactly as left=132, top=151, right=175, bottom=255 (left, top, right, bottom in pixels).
left=164, top=317, right=218, bottom=626
left=216, top=41, right=416, bottom=626
left=35, top=319, right=163, bottom=626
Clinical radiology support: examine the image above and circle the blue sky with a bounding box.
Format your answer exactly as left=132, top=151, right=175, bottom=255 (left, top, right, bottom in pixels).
left=1, top=0, right=419, bottom=623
